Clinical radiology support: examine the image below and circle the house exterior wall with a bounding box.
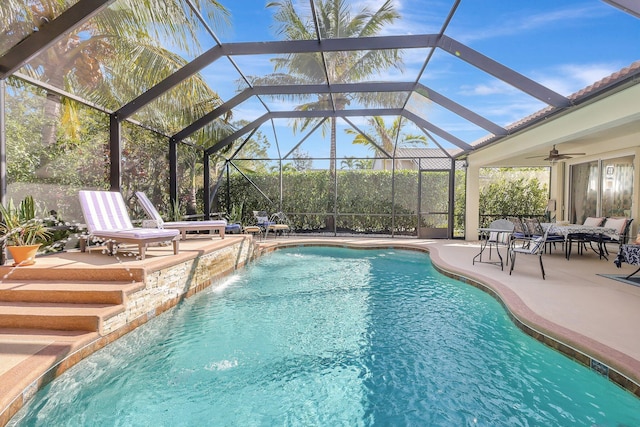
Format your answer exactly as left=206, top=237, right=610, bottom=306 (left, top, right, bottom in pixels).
left=465, top=83, right=640, bottom=241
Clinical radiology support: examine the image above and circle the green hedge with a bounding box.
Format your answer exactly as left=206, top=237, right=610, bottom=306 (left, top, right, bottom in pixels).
left=215, top=169, right=455, bottom=234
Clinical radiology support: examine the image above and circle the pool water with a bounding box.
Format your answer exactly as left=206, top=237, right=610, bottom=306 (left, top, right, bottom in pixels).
left=10, top=247, right=640, bottom=426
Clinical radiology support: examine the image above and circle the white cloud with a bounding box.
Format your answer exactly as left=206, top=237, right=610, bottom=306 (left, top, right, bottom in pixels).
left=351, top=0, right=446, bottom=36
left=535, top=62, right=624, bottom=95
left=231, top=104, right=268, bottom=122
left=456, top=5, right=611, bottom=43
left=458, top=80, right=517, bottom=96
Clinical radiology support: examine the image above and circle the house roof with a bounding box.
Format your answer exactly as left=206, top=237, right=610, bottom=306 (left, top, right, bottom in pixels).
left=471, top=59, right=640, bottom=150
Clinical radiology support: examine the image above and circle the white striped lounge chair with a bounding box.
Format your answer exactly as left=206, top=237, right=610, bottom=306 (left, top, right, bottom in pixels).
left=79, top=190, right=180, bottom=259
left=135, top=191, right=226, bottom=240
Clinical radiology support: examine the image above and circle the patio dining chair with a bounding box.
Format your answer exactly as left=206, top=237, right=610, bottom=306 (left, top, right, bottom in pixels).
left=473, top=218, right=514, bottom=270
left=506, top=216, right=529, bottom=260
left=79, top=190, right=180, bottom=260
left=136, top=192, right=227, bottom=240
left=509, top=225, right=550, bottom=280
left=506, top=216, right=527, bottom=239
left=253, top=210, right=291, bottom=238
left=589, top=217, right=633, bottom=257
left=253, top=210, right=273, bottom=231
left=524, top=217, right=564, bottom=254
left=566, top=216, right=606, bottom=259
left=486, top=218, right=513, bottom=259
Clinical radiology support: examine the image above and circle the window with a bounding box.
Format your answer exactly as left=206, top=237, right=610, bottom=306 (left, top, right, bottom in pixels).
left=601, top=156, right=634, bottom=218
left=569, top=156, right=634, bottom=224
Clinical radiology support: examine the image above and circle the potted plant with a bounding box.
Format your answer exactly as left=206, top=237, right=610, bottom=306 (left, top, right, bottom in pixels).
left=0, top=196, right=51, bottom=266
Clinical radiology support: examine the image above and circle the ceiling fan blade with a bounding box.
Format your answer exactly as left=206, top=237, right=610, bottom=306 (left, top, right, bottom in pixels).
left=544, top=154, right=572, bottom=161
left=528, top=149, right=586, bottom=160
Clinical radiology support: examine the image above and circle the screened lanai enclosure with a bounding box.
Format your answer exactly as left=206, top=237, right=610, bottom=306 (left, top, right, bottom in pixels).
left=1, top=0, right=638, bottom=238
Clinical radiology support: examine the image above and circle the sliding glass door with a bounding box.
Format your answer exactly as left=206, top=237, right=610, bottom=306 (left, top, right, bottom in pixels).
left=569, top=156, right=634, bottom=224
left=601, top=156, right=634, bottom=217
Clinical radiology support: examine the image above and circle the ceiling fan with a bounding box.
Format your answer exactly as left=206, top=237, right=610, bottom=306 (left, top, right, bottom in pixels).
left=527, top=145, right=586, bottom=162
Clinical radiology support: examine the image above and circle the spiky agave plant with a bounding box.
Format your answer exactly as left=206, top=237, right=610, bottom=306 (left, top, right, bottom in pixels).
left=0, top=196, right=51, bottom=246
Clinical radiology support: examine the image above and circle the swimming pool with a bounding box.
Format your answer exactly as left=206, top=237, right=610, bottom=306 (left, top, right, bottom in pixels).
left=9, top=246, right=640, bottom=426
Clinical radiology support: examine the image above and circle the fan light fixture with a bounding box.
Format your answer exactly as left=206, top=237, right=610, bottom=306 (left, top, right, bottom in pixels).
left=527, top=145, right=586, bottom=162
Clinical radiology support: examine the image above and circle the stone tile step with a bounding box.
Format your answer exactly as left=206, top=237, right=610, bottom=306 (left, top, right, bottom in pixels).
left=0, top=281, right=144, bottom=305
left=0, top=302, right=125, bottom=333
left=0, top=264, right=146, bottom=282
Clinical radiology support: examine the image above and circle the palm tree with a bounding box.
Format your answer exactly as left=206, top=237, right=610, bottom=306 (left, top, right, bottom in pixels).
left=1, top=0, right=229, bottom=179
left=354, top=158, right=373, bottom=170
left=341, top=157, right=356, bottom=169
left=258, top=0, right=403, bottom=229
left=346, top=116, right=427, bottom=170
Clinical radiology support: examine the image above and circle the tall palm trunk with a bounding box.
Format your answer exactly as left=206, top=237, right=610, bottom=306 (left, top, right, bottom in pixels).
left=263, top=0, right=401, bottom=232
left=186, top=157, right=198, bottom=216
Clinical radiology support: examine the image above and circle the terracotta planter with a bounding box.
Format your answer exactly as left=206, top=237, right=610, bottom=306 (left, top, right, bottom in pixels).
left=7, top=244, right=41, bottom=267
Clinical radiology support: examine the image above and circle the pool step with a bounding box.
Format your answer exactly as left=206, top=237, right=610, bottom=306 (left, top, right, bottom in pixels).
left=0, top=280, right=144, bottom=305
left=0, top=264, right=146, bottom=282
left=0, top=302, right=125, bottom=333
left=0, top=280, right=143, bottom=334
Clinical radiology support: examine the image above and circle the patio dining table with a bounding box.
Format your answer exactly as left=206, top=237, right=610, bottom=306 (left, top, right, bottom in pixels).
left=541, top=223, right=618, bottom=260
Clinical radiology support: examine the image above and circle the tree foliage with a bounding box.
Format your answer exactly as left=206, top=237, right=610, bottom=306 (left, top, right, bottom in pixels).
left=479, top=177, right=548, bottom=225
left=346, top=116, right=427, bottom=155
left=2, top=0, right=234, bottom=219
left=255, top=0, right=403, bottom=229
left=216, top=168, right=452, bottom=234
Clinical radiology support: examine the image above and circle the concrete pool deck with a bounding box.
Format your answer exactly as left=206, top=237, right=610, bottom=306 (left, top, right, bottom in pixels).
left=1, top=236, right=639, bottom=424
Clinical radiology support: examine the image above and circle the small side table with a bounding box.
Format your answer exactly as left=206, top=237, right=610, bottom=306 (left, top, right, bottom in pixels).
left=473, top=227, right=513, bottom=270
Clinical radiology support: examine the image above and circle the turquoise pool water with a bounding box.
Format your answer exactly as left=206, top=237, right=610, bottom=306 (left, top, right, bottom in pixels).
left=10, top=247, right=640, bottom=426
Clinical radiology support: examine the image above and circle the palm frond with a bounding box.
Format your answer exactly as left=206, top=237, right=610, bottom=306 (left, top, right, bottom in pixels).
left=358, top=0, right=400, bottom=37
left=268, top=0, right=315, bottom=40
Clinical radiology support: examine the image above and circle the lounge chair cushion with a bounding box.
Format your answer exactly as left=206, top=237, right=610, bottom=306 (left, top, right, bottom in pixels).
left=161, top=220, right=227, bottom=228
left=135, top=191, right=165, bottom=226
left=88, top=228, right=179, bottom=240
left=244, top=226, right=261, bottom=234
left=225, top=223, right=242, bottom=234
left=135, top=191, right=226, bottom=239
left=268, top=224, right=290, bottom=231
left=79, top=190, right=180, bottom=259
left=81, top=190, right=134, bottom=233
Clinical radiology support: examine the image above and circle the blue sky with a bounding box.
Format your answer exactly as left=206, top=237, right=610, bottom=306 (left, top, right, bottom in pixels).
left=184, top=0, right=640, bottom=161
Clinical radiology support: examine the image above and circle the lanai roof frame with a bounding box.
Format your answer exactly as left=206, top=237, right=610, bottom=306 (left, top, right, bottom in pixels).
left=0, top=0, right=638, bottom=207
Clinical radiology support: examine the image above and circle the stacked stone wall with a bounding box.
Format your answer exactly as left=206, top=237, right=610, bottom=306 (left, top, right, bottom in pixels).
left=102, top=237, right=257, bottom=335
